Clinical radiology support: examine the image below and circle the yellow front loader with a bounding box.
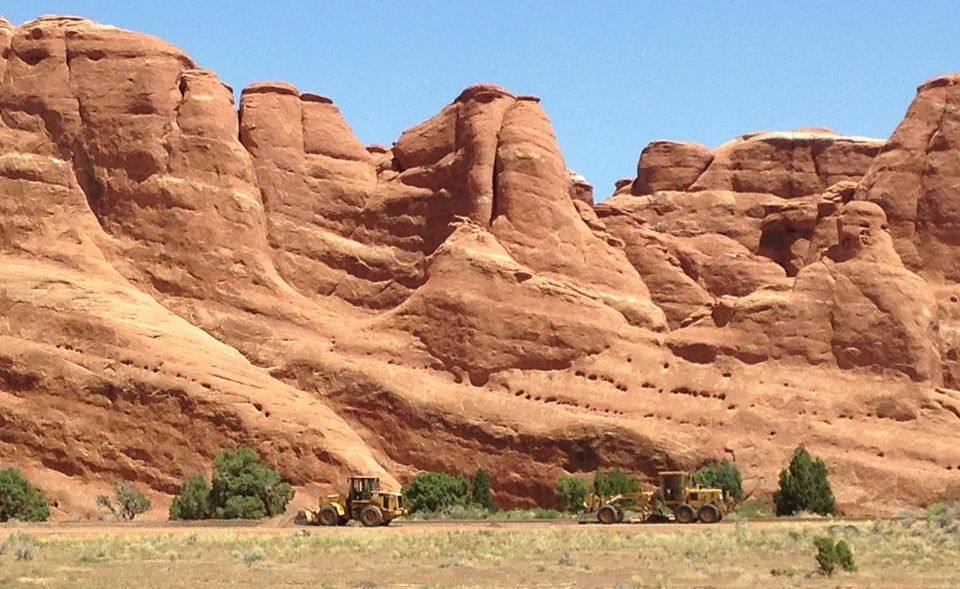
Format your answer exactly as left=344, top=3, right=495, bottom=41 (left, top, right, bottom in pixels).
left=301, top=476, right=405, bottom=527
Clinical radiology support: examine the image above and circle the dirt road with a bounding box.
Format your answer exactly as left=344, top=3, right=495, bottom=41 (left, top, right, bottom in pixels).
left=0, top=515, right=867, bottom=538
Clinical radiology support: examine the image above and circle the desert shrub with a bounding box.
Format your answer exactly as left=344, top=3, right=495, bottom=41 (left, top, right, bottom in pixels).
left=694, top=460, right=744, bottom=501
left=404, top=504, right=486, bottom=520
left=526, top=508, right=563, bottom=520
left=731, top=500, right=774, bottom=520
left=78, top=546, right=109, bottom=564
left=488, top=507, right=563, bottom=520
left=773, top=445, right=836, bottom=516
left=555, top=475, right=590, bottom=512
left=0, top=532, right=38, bottom=561
left=925, top=502, right=957, bottom=529
left=169, top=473, right=211, bottom=520
left=403, top=471, right=471, bottom=513
left=0, top=468, right=49, bottom=522
left=593, top=468, right=638, bottom=497
left=814, top=536, right=856, bottom=576
left=96, top=482, right=151, bottom=521
left=242, top=546, right=266, bottom=566
left=440, top=504, right=490, bottom=520
left=208, top=446, right=294, bottom=519
left=471, top=469, right=497, bottom=511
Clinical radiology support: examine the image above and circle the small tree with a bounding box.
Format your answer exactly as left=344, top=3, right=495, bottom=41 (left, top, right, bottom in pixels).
left=593, top=468, right=638, bottom=497
left=471, top=469, right=497, bottom=511
left=402, top=471, right=471, bottom=513
left=694, top=460, right=744, bottom=501
left=773, top=445, right=836, bottom=516
left=169, top=473, right=211, bottom=520
left=219, top=495, right=268, bottom=519
left=96, top=482, right=152, bottom=521
left=209, top=446, right=294, bottom=519
left=0, top=468, right=50, bottom=522
left=555, top=475, right=589, bottom=512
left=814, top=536, right=856, bottom=576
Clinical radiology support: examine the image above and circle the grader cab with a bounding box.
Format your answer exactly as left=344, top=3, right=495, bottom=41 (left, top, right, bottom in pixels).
left=301, top=476, right=405, bottom=527
left=585, top=470, right=730, bottom=524
left=657, top=471, right=727, bottom=523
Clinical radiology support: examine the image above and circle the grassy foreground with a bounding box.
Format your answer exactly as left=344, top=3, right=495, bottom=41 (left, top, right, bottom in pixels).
left=1, top=519, right=958, bottom=588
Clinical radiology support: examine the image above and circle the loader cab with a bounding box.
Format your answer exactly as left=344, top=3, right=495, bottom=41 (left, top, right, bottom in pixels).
left=348, top=476, right=381, bottom=503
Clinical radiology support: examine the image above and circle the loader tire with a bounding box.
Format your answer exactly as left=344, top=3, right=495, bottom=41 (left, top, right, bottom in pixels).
left=674, top=504, right=697, bottom=524
left=318, top=506, right=340, bottom=527
left=698, top=503, right=721, bottom=524
left=360, top=505, right=385, bottom=527
left=597, top=504, right=619, bottom=525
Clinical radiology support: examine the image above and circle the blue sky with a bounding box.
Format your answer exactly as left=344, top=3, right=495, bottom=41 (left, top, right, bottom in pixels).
left=3, top=2, right=959, bottom=199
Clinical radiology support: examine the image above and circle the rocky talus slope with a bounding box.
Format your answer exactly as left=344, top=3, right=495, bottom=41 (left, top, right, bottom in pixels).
left=1, top=15, right=959, bottom=516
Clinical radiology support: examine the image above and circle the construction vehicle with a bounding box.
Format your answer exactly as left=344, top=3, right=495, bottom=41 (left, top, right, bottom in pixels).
left=582, top=471, right=730, bottom=524
left=300, top=476, right=405, bottom=527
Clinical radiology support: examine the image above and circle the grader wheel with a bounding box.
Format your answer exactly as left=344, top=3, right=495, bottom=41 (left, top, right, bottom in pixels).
left=673, top=504, right=697, bottom=524
left=597, top=504, right=619, bottom=525
left=698, top=503, right=721, bottom=524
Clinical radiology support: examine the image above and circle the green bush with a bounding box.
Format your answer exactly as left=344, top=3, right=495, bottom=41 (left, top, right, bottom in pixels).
left=218, top=495, right=267, bottom=519
left=593, top=468, right=638, bottom=497
left=925, top=501, right=957, bottom=529
left=814, top=536, right=856, bottom=576
left=694, top=460, right=744, bottom=501
left=208, top=447, right=294, bottom=519
left=402, top=471, right=471, bottom=513
left=169, top=473, right=211, bottom=520
left=96, top=482, right=151, bottom=521
left=169, top=447, right=293, bottom=520
left=773, top=445, right=836, bottom=516
left=555, top=475, right=589, bottom=512
left=471, top=469, right=497, bottom=511
left=926, top=501, right=950, bottom=517
left=0, top=468, right=50, bottom=522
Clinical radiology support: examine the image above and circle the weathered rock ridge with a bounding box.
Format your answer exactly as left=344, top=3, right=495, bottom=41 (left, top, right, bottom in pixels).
left=1, top=15, right=959, bottom=517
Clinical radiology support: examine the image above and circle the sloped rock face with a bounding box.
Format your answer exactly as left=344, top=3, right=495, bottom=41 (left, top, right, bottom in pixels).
left=857, top=74, right=960, bottom=282
left=669, top=202, right=941, bottom=383
left=2, top=15, right=960, bottom=516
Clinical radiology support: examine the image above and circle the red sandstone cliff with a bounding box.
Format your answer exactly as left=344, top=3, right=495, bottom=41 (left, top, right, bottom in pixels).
left=1, top=15, right=959, bottom=517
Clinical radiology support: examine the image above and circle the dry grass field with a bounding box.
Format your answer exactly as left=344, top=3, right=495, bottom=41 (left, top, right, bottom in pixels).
left=1, top=518, right=958, bottom=588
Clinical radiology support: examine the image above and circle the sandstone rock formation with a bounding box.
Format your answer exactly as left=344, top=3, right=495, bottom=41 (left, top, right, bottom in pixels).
left=857, top=74, right=960, bottom=282
left=2, top=14, right=959, bottom=517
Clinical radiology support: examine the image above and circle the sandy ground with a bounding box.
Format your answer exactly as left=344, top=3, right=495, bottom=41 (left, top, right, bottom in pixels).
left=1, top=518, right=957, bottom=588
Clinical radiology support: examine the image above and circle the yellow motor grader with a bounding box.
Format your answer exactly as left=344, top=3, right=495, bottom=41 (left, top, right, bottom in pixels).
left=300, top=476, right=405, bottom=527
left=582, top=471, right=732, bottom=524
